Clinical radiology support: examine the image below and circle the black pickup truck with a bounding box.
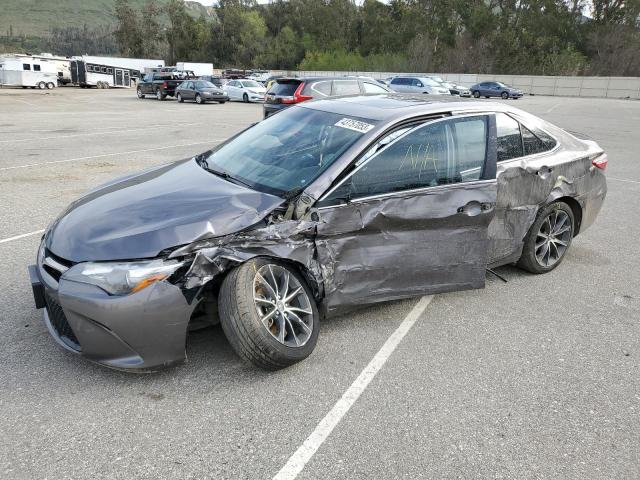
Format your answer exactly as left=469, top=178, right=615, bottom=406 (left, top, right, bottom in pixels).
left=136, top=72, right=195, bottom=100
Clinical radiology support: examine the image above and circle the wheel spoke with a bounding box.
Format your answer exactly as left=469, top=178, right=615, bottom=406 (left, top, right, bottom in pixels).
left=553, top=238, right=568, bottom=247
left=260, top=308, right=278, bottom=328
left=284, top=286, right=302, bottom=303
left=284, top=316, right=300, bottom=346
left=286, top=306, right=312, bottom=316
left=254, top=296, right=275, bottom=306
left=277, top=315, right=286, bottom=343
left=287, top=310, right=312, bottom=335
left=280, top=271, right=290, bottom=300
left=255, top=273, right=278, bottom=299
left=553, top=214, right=568, bottom=234
left=268, top=264, right=279, bottom=297
left=555, top=225, right=571, bottom=236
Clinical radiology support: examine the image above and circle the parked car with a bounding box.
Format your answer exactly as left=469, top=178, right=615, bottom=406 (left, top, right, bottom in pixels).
left=175, top=80, right=229, bottom=104
left=263, top=76, right=390, bottom=118
left=471, top=81, right=523, bottom=99
left=199, top=75, right=227, bottom=89
left=248, top=70, right=271, bottom=83
left=29, top=95, right=607, bottom=372
left=221, top=68, right=247, bottom=79
left=440, top=81, right=471, bottom=97
left=225, top=79, right=267, bottom=103
left=137, top=72, right=189, bottom=100
left=388, top=76, right=450, bottom=95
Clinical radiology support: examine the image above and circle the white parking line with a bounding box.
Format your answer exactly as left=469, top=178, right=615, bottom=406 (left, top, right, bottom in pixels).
left=273, top=295, right=434, bottom=480
left=0, top=123, right=202, bottom=144
left=0, top=229, right=45, bottom=244
left=608, top=176, right=640, bottom=185
left=0, top=139, right=223, bottom=171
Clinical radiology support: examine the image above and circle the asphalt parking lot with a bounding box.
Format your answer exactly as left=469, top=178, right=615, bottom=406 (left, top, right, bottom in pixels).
left=0, top=87, right=638, bottom=480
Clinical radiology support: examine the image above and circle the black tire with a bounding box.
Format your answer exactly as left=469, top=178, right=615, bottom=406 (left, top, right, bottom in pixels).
left=501, top=91, right=509, bottom=99
left=137, top=88, right=145, bottom=99
left=472, top=90, right=480, bottom=98
left=485, top=96, right=490, bottom=98
left=218, top=100, right=226, bottom=104
left=517, top=201, right=575, bottom=274
left=37, top=81, right=46, bottom=90
left=195, top=94, right=204, bottom=104
left=242, top=93, right=249, bottom=103
left=156, top=89, right=165, bottom=101
left=219, top=258, right=320, bottom=370
left=177, top=93, right=183, bottom=103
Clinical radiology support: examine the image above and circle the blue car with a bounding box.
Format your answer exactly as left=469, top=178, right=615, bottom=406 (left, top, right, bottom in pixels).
left=470, top=81, right=523, bottom=99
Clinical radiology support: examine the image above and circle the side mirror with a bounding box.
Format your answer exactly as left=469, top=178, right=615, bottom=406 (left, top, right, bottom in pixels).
left=416, top=82, right=423, bottom=87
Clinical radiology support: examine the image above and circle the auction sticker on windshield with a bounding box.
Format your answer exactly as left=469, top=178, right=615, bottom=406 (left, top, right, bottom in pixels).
left=335, top=118, right=375, bottom=133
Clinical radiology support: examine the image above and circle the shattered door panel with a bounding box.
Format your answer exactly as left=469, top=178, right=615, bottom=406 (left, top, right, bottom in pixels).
left=315, top=181, right=497, bottom=311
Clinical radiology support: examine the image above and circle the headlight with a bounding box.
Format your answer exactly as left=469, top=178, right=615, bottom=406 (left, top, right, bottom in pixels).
left=63, top=259, right=185, bottom=296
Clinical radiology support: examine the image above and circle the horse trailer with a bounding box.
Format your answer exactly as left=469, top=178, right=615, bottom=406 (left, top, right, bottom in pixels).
left=0, top=55, right=59, bottom=89
left=70, top=56, right=164, bottom=88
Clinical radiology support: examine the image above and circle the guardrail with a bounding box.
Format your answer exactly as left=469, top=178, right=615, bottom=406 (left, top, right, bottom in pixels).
left=283, top=70, right=640, bottom=99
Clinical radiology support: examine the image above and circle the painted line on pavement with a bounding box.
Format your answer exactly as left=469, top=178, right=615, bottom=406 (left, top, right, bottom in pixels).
left=272, top=295, right=435, bottom=480
left=0, top=139, right=222, bottom=172
left=0, top=229, right=45, bottom=244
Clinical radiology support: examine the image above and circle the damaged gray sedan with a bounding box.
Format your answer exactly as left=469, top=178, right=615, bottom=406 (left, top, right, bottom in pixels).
left=28, top=95, right=607, bottom=371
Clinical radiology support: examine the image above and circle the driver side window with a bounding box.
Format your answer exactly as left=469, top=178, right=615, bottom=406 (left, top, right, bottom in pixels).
left=325, top=116, right=489, bottom=202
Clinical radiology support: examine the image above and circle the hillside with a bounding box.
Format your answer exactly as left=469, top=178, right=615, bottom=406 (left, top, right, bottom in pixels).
left=0, top=0, right=213, bottom=37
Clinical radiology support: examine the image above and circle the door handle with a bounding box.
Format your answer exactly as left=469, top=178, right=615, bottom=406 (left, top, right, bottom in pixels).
left=536, top=166, right=553, bottom=177
left=457, top=201, right=495, bottom=215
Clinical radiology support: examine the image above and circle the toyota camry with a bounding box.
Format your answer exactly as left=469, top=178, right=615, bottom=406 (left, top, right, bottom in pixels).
left=29, top=94, right=607, bottom=371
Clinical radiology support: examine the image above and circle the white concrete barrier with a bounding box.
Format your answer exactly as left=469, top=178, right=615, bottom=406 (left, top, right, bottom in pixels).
left=284, top=70, right=640, bottom=99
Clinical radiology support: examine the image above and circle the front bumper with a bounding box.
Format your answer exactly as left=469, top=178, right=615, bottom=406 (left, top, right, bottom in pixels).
left=29, top=257, right=197, bottom=371
left=203, top=93, right=229, bottom=102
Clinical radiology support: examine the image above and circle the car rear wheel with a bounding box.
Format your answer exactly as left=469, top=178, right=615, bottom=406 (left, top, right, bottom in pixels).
left=219, top=258, right=319, bottom=370
left=472, top=90, right=480, bottom=98
left=501, top=91, right=509, bottom=99
left=243, top=93, right=249, bottom=103
left=137, top=88, right=145, bottom=99
left=156, top=89, right=165, bottom=101
left=177, top=93, right=183, bottom=103
left=518, top=201, right=574, bottom=274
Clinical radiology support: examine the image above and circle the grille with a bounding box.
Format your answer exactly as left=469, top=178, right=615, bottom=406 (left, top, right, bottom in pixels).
left=45, top=293, right=81, bottom=351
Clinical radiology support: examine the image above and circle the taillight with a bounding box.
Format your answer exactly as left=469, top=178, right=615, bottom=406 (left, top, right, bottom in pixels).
left=592, top=153, right=608, bottom=170
left=163, top=82, right=168, bottom=89
left=281, top=83, right=311, bottom=104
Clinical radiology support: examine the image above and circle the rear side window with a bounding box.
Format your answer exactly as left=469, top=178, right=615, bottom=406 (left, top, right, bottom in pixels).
left=339, top=116, right=488, bottom=199
left=34, top=64, right=41, bottom=71
left=332, top=80, right=360, bottom=96
left=496, top=113, right=524, bottom=161
left=522, top=125, right=549, bottom=155
left=362, top=82, right=387, bottom=94
left=268, top=80, right=300, bottom=96
left=308, top=80, right=331, bottom=96
left=23, top=64, right=31, bottom=71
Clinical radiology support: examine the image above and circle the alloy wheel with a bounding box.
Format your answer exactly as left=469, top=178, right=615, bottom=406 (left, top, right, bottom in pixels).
left=535, top=210, right=572, bottom=267
left=253, top=264, right=313, bottom=347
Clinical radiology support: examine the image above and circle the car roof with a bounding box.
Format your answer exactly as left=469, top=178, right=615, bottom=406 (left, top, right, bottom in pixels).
left=300, top=94, right=505, bottom=121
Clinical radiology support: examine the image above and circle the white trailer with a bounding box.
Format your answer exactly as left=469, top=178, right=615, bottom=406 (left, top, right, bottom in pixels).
left=176, top=62, right=214, bottom=77
left=0, top=56, right=59, bottom=89
left=70, top=55, right=165, bottom=88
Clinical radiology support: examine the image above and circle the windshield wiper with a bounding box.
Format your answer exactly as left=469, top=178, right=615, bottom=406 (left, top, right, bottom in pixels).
left=197, top=157, right=254, bottom=189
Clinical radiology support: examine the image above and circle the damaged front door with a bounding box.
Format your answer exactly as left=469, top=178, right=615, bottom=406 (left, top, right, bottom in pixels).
left=314, top=114, right=498, bottom=312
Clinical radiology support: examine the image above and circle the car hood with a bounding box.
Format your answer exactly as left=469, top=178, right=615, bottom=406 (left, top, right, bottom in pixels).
left=45, top=159, right=285, bottom=262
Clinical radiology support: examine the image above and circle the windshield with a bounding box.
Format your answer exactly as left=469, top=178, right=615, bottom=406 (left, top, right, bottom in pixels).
left=195, top=81, right=215, bottom=89
left=203, top=107, right=376, bottom=195
left=496, top=82, right=509, bottom=87
left=422, top=78, right=440, bottom=87
left=241, top=80, right=262, bottom=88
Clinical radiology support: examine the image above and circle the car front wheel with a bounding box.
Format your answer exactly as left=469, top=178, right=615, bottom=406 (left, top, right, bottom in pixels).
left=501, top=91, right=509, bottom=99
left=518, top=201, right=575, bottom=274
left=137, top=88, right=145, bottom=99
left=243, top=93, right=249, bottom=103
left=219, top=258, right=319, bottom=370
left=195, top=94, right=203, bottom=104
